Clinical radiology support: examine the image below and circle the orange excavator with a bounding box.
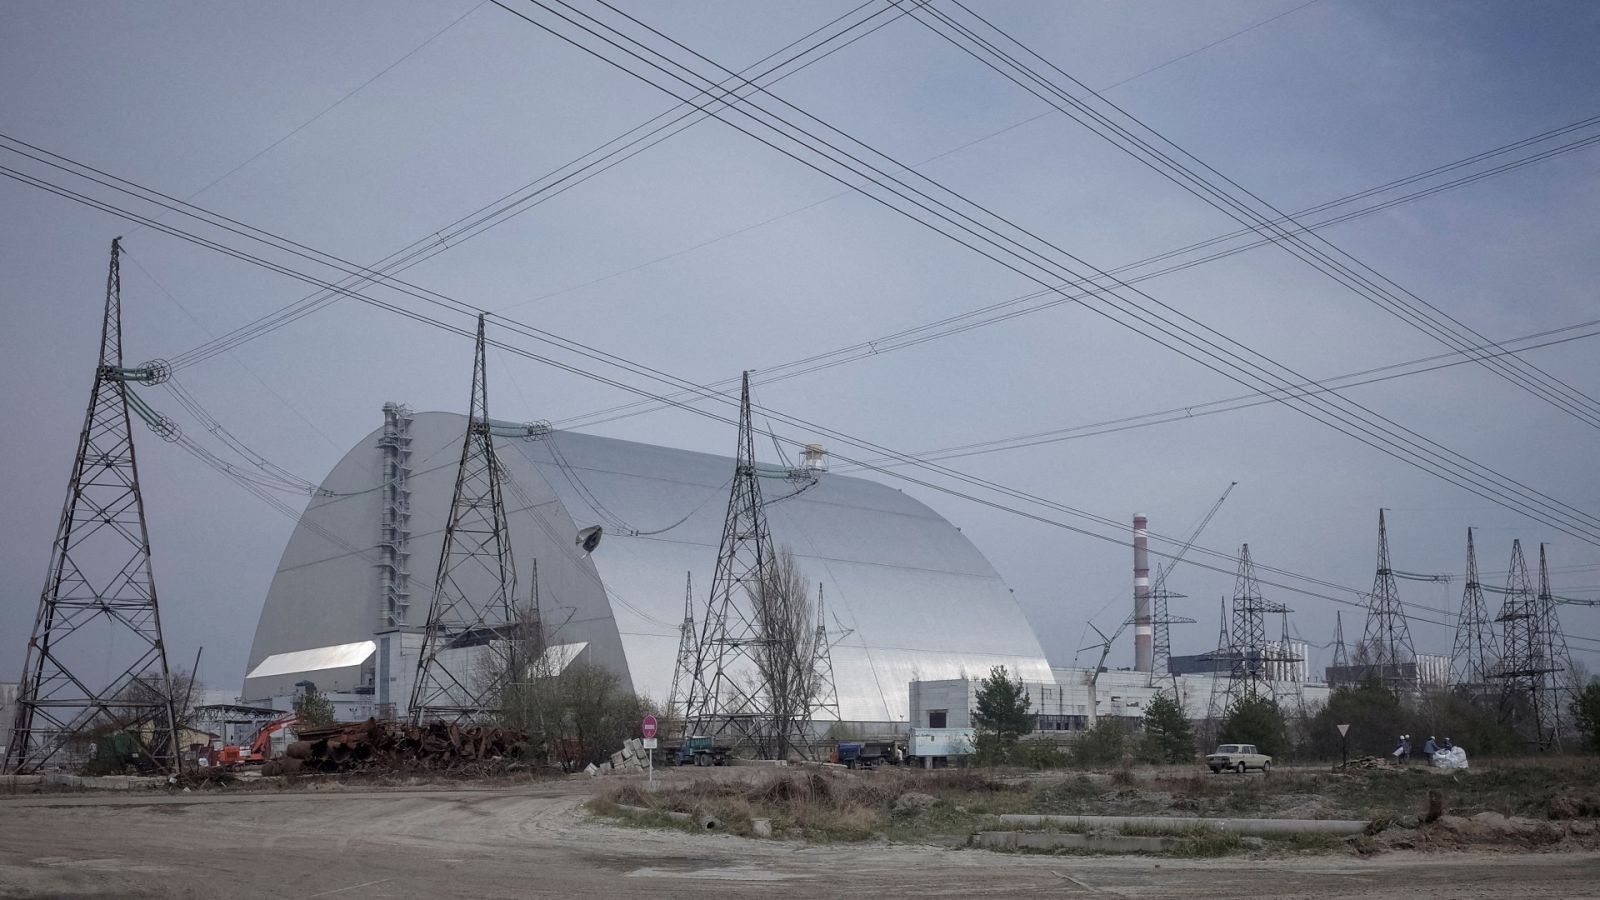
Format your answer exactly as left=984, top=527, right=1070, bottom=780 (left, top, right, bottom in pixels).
left=213, top=715, right=297, bottom=767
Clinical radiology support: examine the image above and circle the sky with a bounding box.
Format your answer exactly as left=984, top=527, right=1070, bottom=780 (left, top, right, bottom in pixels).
left=2, top=0, right=1598, bottom=695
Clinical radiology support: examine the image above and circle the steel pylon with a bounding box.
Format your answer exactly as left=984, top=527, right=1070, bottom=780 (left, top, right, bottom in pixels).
left=807, top=583, right=841, bottom=734
left=1450, top=528, right=1498, bottom=690
left=681, top=372, right=795, bottom=759
left=1331, top=611, right=1350, bottom=671
left=1534, top=544, right=1574, bottom=747
left=6, top=239, right=181, bottom=775
left=666, top=571, right=696, bottom=733
left=409, top=314, right=518, bottom=725
left=1492, top=539, right=1554, bottom=746
left=1357, top=509, right=1416, bottom=689
left=1217, top=544, right=1290, bottom=714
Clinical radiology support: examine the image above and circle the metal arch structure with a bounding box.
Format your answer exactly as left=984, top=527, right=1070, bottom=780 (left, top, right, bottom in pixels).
left=6, top=239, right=182, bottom=775
left=1357, top=509, right=1417, bottom=689
left=1450, top=528, right=1499, bottom=690
left=409, top=314, right=518, bottom=725
left=245, top=412, right=1055, bottom=723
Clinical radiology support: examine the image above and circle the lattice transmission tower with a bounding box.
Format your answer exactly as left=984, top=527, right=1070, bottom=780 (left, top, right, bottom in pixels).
left=1450, top=528, right=1499, bottom=690
left=1209, top=545, right=1290, bottom=717
left=6, top=239, right=182, bottom=775
left=808, top=583, right=841, bottom=732
left=1534, top=544, right=1575, bottom=746
left=410, top=314, right=518, bottom=725
left=1150, top=584, right=1196, bottom=679
left=666, top=571, right=696, bottom=731
left=679, top=372, right=823, bottom=759
left=1358, top=509, right=1416, bottom=689
left=1331, top=611, right=1350, bottom=671
left=1492, top=539, right=1554, bottom=746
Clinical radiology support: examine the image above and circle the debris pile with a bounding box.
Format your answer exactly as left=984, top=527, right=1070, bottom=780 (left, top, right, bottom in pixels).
left=261, top=719, right=528, bottom=775
left=587, top=738, right=652, bottom=776
left=1337, top=755, right=1385, bottom=771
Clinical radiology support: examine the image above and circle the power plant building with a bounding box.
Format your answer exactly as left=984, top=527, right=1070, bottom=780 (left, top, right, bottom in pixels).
left=243, top=408, right=1055, bottom=724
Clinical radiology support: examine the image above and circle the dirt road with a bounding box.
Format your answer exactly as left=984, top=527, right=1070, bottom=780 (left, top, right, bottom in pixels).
left=1, top=782, right=1595, bottom=899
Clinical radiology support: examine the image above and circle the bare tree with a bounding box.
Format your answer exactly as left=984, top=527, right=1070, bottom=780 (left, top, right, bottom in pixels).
left=747, top=547, right=821, bottom=760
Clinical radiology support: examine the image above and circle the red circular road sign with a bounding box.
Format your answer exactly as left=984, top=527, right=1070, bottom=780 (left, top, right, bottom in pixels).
left=642, top=715, right=658, bottom=739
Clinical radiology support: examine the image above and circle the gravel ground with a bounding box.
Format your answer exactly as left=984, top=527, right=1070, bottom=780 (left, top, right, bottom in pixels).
left=1, top=779, right=1596, bottom=899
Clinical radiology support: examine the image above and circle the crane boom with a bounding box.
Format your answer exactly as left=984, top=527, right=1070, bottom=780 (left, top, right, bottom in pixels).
left=1152, top=481, right=1236, bottom=591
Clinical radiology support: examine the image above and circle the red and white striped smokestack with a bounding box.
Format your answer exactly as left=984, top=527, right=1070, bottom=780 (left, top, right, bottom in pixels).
left=1134, top=514, right=1153, bottom=672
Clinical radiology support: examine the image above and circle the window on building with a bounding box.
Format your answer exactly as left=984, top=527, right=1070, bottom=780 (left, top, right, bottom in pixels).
left=928, top=709, right=947, bottom=728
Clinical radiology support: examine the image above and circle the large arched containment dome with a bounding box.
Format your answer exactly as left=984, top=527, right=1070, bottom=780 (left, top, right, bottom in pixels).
left=245, top=409, right=1053, bottom=723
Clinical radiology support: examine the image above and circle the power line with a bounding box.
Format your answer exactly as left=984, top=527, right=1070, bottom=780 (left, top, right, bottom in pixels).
left=162, top=0, right=909, bottom=372
left=19, top=167, right=1600, bottom=652
left=910, top=0, right=1600, bottom=429
left=550, top=118, right=1600, bottom=430
left=126, top=1, right=487, bottom=241
left=4, top=132, right=1596, bottom=644
left=10, top=141, right=1600, bottom=599
left=482, top=0, right=1600, bottom=543
left=832, top=318, right=1600, bottom=470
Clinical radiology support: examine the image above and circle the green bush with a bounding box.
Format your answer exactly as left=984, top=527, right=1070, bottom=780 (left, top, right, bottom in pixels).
left=1219, top=695, right=1287, bottom=758
left=1072, top=719, right=1127, bottom=766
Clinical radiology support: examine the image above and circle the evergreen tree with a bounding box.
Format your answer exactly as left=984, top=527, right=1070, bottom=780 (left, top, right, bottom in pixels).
left=1143, top=691, right=1195, bottom=763
left=1220, top=695, right=1287, bottom=758
left=1573, top=680, right=1600, bottom=754
left=972, top=665, right=1033, bottom=763
left=1072, top=718, right=1127, bottom=766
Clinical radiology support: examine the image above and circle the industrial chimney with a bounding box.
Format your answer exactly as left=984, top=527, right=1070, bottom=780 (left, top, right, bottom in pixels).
left=1133, top=514, right=1152, bottom=672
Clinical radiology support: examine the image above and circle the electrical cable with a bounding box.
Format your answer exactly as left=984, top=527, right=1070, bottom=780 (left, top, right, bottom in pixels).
left=551, top=121, right=1600, bottom=431
left=482, top=0, right=1600, bottom=544
left=908, top=0, right=1600, bottom=430
left=161, top=0, right=911, bottom=373
left=4, top=138, right=1595, bottom=642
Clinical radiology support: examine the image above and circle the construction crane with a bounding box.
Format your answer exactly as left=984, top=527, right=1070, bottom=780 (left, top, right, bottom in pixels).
left=1079, top=482, right=1238, bottom=689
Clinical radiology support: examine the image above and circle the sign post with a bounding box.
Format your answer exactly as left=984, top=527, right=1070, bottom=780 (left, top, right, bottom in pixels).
left=1336, top=723, right=1351, bottom=770
left=642, top=715, right=659, bottom=789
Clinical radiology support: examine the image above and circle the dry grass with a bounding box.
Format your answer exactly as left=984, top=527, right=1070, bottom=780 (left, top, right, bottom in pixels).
left=590, top=756, right=1600, bottom=850
left=594, top=768, right=1026, bottom=841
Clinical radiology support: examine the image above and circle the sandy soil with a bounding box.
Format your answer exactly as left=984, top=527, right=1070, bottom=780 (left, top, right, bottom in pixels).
left=1, top=779, right=1596, bottom=899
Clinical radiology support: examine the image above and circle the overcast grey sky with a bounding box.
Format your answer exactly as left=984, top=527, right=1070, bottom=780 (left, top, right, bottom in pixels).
left=3, top=0, right=1598, bottom=693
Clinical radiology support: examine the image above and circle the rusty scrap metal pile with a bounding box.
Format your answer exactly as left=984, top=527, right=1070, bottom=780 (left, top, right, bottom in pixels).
left=261, top=719, right=528, bottom=775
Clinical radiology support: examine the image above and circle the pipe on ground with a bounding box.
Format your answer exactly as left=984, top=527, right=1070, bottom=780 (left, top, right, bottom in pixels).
left=995, top=814, right=1368, bottom=836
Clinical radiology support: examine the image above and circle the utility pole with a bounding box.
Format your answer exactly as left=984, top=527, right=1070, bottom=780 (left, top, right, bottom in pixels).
left=6, top=239, right=182, bottom=775
left=410, top=314, right=517, bottom=725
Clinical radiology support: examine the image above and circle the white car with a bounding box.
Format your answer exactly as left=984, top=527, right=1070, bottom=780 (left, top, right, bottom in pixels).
left=1206, top=743, right=1272, bottom=774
